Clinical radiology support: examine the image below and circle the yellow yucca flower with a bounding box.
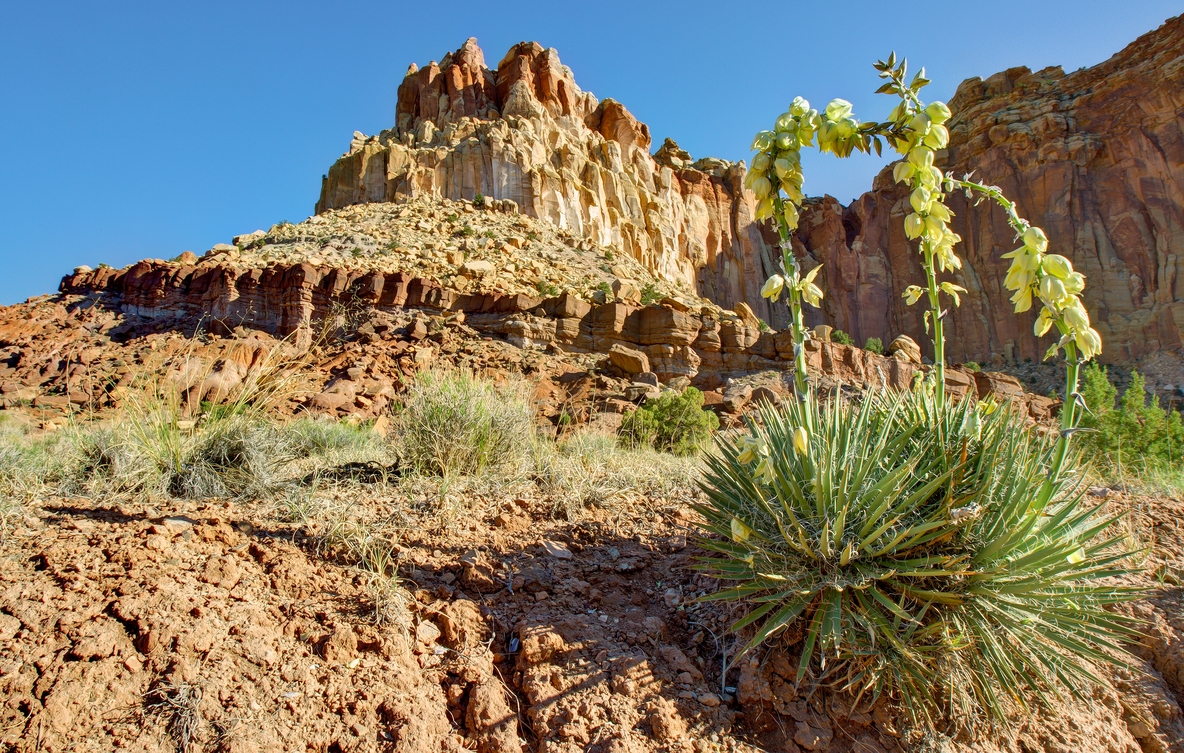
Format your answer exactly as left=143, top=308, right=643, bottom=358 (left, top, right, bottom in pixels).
left=903, top=285, right=925, bottom=305
left=905, top=213, right=924, bottom=239
left=790, top=96, right=810, bottom=117
left=825, top=99, right=853, bottom=120
left=783, top=202, right=800, bottom=228
left=750, top=175, right=773, bottom=199
left=908, top=146, right=935, bottom=169
left=1042, top=254, right=1074, bottom=280
left=1064, top=271, right=1085, bottom=295
left=1076, top=327, right=1102, bottom=359
left=756, top=197, right=775, bottom=221
left=925, top=101, right=952, bottom=124
left=893, top=161, right=915, bottom=184
left=751, top=131, right=774, bottom=151
left=1063, top=300, right=1090, bottom=331
left=775, top=112, right=795, bottom=132
left=1034, top=308, right=1054, bottom=337
left=1039, top=275, right=1067, bottom=304
left=1023, top=227, right=1048, bottom=253
left=927, top=202, right=952, bottom=222
left=923, top=124, right=949, bottom=149
left=731, top=516, right=753, bottom=543
left=776, top=132, right=796, bottom=150
left=940, top=281, right=967, bottom=306
left=752, top=152, right=772, bottom=172
left=910, top=187, right=933, bottom=214
left=1002, top=246, right=1042, bottom=273
left=792, top=426, right=809, bottom=455
left=1011, top=286, right=1034, bottom=313
left=761, top=274, right=786, bottom=301
left=799, top=265, right=824, bottom=307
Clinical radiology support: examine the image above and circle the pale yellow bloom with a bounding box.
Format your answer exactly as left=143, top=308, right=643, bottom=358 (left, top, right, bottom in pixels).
left=731, top=517, right=753, bottom=543
left=1034, top=308, right=1054, bottom=336
left=790, top=96, right=810, bottom=117
left=1042, top=254, right=1073, bottom=279
left=761, top=274, right=786, bottom=301
left=1039, top=275, right=1067, bottom=304
left=1023, top=227, right=1049, bottom=253
left=926, top=101, right=952, bottom=124
left=751, top=152, right=771, bottom=172
left=1011, top=286, right=1034, bottom=313
left=940, top=281, right=967, bottom=306
left=893, top=161, right=915, bottom=184
left=825, top=99, right=853, bottom=120
left=908, top=146, right=935, bottom=169
left=792, top=426, right=809, bottom=455
left=903, top=286, right=925, bottom=305
left=904, top=213, right=924, bottom=239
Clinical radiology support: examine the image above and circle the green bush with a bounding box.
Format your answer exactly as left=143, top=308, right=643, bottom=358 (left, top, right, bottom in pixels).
left=1080, top=365, right=1184, bottom=475
left=863, top=337, right=884, bottom=355
left=619, top=387, right=719, bottom=456
left=830, top=329, right=853, bottom=345
left=963, top=361, right=982, bottom=372
left=640, top=283, right=662, bottom=306
left=536, top=280, right=561, bottom=298
left=472, top=193, right=485, bottom=208
left=397, top=368, right=535, bottom=477
left=697, top=388, right=1140, bottom=723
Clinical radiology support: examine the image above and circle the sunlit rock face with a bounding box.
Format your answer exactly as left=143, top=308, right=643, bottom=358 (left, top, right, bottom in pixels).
left=315, top=38, right=784, bottom=326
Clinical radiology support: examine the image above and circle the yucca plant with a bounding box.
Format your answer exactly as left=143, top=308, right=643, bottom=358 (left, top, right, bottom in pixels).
left=697, top=388, right=1143, bottom=723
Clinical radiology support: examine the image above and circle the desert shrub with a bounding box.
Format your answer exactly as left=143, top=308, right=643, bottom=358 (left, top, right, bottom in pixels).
left=863, top=337, right=884, bottom=355
left=619, top=387, right=719, bottom=456
left=472, top=193, right=485, bottom=208
left=698, top=389, right=1140, bottom=723
left=963, top=361, right=982, bottom=372
left=830, top=329, right=853, bottom=345
left=396, top=368, right=535, bottom=478
left=1080, top=365, right=1184, bottom=478
left=535, top=280, right=560, bottom=298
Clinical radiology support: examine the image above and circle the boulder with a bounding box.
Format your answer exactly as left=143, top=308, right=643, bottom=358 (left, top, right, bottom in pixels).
left=608, top=344, right=650, bottom=375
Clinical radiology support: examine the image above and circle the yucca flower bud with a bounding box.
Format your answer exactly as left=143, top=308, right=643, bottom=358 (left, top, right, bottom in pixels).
left=1042, top=254, right=1073, bottom=280
left=1034, top=308, right=1054, bottom=337
left=926, top=101, right=952, bottom=124
left=792, top=426, right=809, bottom=455
left=893, top=161, right=915, bottom=184
left=834, top=117, right=858, bottom=138
left=917, top=166, right=943, bottom=188
left=825, top=99, right=853, bottom=120
left=774, top=158, right=793, bottom=179
left=1011, top=286, right=1034, bottom=313
left=908, top=146, right=935, bottom=169
left=905, top=213, right=924, bottom=239
left=790, top=96, right=810, bottom=117
left=1023, top=227, right=1048, bottom=253
left=750, top=175, right=772, bottom=199
left=736, top=435, right=768, bottom=465
left=775, top=112, right=795, bottom=133
left=783, top=202, right=800, bottom=228
left=756, top=197, right=775, bottom=221
left=751, top=131, right=774, bottom=151
left=761, top=274, right=786, bottom=301
left=923, top=124, right=949, bottom=150
left=1064, top=271, right=1086, bottom=295
left=1039, top=275, right=1067, bottom=304
left=910, top=187, right=932, bottom=214
left=908, top=111, right=931, bottom=135
left=1063, top=300, right=1090, bottom=331
left=752, top=152, right=771, bottom=172
left=1075, top=327, right=1102, bottom=359
left=928, top=202, right=952, bottom=222
left=775, top=132, right=795, bottom=150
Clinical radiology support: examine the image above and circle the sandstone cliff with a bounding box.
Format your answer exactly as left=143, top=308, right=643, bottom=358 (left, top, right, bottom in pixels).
left=797, top=15, right=1184, bottom=364
left=315, top=39, right=784, bottom=327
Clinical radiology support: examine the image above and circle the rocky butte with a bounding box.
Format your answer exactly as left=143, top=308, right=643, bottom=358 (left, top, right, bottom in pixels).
left=317, top=18, right=1183, bottom=365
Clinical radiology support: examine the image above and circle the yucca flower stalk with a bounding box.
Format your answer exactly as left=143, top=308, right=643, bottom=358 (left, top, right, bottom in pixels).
left=746, top=96, right=824, bottom=400
left=949, top=178, right=1103, bottom=510
left=874, top=54, right=967, bottom=407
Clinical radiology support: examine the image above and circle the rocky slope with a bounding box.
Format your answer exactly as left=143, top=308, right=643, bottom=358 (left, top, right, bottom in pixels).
left=316, top=19, right=1183, bottom=367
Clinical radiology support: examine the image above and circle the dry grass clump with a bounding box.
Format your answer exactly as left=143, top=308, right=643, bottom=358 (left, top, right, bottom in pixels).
left=536, top=429, right=702, bottom=519
left=0, top=414, right=82, bottom=532
left=397, top=367, right=535, bottom=478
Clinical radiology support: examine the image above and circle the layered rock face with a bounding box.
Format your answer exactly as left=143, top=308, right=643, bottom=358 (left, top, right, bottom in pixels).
left=316, top=38, right=783, bottom=326
left=797, top=15, right=1184, bottom=363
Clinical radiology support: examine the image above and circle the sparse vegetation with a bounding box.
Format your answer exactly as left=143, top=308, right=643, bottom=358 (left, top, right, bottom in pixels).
left=619, top=387, right=720, bottom=456
left=536, top=280, right=561, bottom=298
left=397, top=368, right=535, bottom=478
left=1079, top=365, right=1184, bottom=492
left=603, top=248, right=615, bottom=262
left=830, top=329, right=853, bottom=345
left=472, top=193, right=485, bottom=208
left=964, top=361, right=982, bottom=372
left=640, top=282, right=662, bottom=306
left=864, top=336, right=884, bottom=355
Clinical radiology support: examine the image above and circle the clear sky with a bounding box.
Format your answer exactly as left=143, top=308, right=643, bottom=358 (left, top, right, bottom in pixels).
left=1, top=1, right=1178, bottom=304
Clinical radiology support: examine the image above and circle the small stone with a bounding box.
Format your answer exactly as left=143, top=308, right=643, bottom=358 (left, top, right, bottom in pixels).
left=697, top=693, right=721, bottom=707
left=542, top=540, right=573, bottom=560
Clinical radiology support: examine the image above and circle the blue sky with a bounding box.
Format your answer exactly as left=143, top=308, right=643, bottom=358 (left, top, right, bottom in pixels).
left=1, top=1, right=1177, bottom=304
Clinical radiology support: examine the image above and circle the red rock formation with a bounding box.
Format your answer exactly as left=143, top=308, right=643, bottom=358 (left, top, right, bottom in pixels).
left=797, top=15, right=1184, bottom=364
left=316, top=38, right=782, bottom=327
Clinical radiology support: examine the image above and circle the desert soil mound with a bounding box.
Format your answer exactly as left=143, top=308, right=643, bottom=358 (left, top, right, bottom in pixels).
left=2, top=484, right=1183, bottom=753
